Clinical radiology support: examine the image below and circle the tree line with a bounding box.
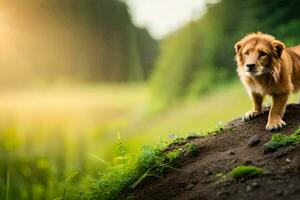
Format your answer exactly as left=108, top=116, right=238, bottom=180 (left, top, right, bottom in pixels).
left=0, top=0, right=158, bottom=85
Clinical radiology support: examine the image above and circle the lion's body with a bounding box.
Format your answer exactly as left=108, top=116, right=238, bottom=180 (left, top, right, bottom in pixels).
left=235, top=32, right=300, bottom=131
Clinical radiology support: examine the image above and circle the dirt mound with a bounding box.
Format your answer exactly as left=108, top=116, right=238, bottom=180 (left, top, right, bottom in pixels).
left=133, top=104, right=300, bottom=200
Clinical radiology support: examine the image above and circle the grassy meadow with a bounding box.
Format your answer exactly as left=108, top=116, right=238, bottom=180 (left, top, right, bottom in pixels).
left=0, top=84, right=148, bottom=199
left=1, top=82, right=299, bottom=199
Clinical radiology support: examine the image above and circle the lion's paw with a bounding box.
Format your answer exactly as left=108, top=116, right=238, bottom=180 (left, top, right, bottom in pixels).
left=243, top=110, right=263, bottom=122
left=266, top=119, right=286, bottom=131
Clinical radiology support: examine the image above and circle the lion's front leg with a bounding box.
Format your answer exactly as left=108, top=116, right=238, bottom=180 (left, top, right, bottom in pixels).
left=243, top=92, right=264, bottom=121
left=266, top=94, right=288, bottom=131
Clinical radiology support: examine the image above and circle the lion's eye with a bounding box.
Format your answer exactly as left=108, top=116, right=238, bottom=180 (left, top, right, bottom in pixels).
left=260, top=51, right=267, bottom=57
left=244, top=50, right=249, bottom=55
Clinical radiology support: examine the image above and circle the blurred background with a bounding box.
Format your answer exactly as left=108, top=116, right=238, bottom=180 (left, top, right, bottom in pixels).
left=1, top=0, right=300, bottom=199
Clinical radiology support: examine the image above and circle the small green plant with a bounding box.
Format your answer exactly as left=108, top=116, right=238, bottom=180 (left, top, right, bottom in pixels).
left=185, top=143, right=200, bottom=156
left=117, top=132, right=127, bottom=163
left=230, top=166, right=264, bottom=179
left=264, top=128, right=300, bottom=152
left=62, top=172, right=79, bottom=200
left=165, top=149, right=181, bottom=165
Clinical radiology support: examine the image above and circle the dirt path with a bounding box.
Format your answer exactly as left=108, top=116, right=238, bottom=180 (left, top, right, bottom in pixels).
left=134, top=104, right=300, bottom=200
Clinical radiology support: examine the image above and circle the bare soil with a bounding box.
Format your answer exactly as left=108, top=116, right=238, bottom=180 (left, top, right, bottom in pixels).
left=133, top=104, right=300, bottom=200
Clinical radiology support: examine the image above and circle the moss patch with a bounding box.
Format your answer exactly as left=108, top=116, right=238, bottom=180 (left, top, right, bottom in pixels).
left=264, top=128, right=300, bottom=152
left=230, top=166, right=264, bottom=179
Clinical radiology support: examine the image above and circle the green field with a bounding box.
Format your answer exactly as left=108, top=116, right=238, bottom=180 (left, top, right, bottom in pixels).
left=0, top=83, right=299, bottom=199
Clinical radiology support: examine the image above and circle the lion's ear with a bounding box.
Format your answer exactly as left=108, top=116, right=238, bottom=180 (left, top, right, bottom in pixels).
left=272, top=40, right=285, bottom=58
left=234, top=41, right=243, bottom=53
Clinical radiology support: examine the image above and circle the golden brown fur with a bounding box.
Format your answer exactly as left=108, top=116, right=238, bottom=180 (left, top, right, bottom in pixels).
left=234, top=32, right=300, bottom=131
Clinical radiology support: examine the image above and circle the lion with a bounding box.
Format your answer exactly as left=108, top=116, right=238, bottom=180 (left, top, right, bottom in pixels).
left=234, top=32, right=300, bottom=131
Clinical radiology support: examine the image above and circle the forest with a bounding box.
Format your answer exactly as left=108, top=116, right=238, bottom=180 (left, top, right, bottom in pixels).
left=1, top=0, right=300, bottom=199
left=0, top=0, right=157, bottom=85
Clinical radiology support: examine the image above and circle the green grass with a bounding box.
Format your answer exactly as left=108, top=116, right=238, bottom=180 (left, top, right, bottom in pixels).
left=185, top=143, right=200, bottom=156
left=230, top=166, right=264, bottom=179
left=0, top=84, right=147, bottom=200
left=264, top=128, right=300, bottom=152
left=81, top=146, right=181, bottom=200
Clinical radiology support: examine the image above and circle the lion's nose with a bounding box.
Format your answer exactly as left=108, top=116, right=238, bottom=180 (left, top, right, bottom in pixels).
left=246, top=64, right=255, bottom=72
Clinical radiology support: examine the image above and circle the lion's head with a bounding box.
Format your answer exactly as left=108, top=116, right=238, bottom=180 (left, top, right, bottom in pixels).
left=234, top=32, right=285, bottom=82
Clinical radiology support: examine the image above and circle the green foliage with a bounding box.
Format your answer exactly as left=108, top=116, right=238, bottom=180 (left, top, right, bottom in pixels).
left=185, top=143, right=200, bottom=156
left=0, top=126, right=89, bottom=200
left=165, top=149, right=181, bottom=166
left=0, top=0, right=157, bottom=85
left=0, top=123, right=182, bottom=200
left=230, top=166, right=264, bottom=179
left=82, top=146, right=181, bottom=200
left=264, top=128, right=300, bottom=152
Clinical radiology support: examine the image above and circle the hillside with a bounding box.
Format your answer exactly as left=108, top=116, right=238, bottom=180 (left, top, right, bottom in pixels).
left=133, top=104, right=300, bottom=200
